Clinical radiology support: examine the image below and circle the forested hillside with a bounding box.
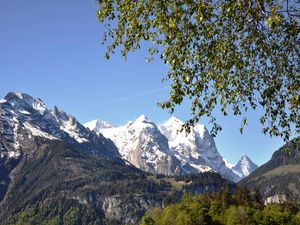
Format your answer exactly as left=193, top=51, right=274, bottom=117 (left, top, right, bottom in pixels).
left=141, top=189, right=300, bottom=225
left=240, top=138, right=300, bottom=203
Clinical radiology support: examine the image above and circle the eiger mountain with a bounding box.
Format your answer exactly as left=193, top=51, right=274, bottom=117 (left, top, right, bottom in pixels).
left=85, top=116, right=258, bottom=182
left=0, top=92, right=232, bottom=224
left=240, top=138, right=300, bottom=204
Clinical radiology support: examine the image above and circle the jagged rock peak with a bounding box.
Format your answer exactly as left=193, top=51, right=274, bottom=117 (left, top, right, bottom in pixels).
left=232, top=155, right=258, bottom=178
left=237, top=155, right=257, bottom=167
left=240, top=155, right=251, bottom=161
left=3, top=92, right=46, bottom=114
left=0, top=92, right=120, bottom=158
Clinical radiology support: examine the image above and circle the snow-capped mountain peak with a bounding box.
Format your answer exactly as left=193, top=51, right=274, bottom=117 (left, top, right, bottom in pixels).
left=85, top=115, right=258, bottom=182
left=164, top=116, right=184, bottom=126
left=4, top=92, right=46, bottom=114
left=224, top=159, right=235, bottom=169
left=84, top=119, right=115, bottom=133
left=0, top=92, right=120, bottom=160
left=158, top=118, right=242, bottom=180
left=159, top=117, right=206, bottom=140
left=134, top=114, right=150, bottom=123
left=240, top=155, right=251, bottom=163
left=159, top=117, right=184, bottom=141
left=124, top=115, right=159, bottom=135
left=232, top=155, right=258, bottom=177
left=91, top=115, right=188, bottom=175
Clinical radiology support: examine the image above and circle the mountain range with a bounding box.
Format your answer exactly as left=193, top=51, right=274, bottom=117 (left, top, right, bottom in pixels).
left=1, top=91, right=299, bottom=224
left=85, top=116, right=258, bottom=182
left=0, top=92, right=234, bottom=224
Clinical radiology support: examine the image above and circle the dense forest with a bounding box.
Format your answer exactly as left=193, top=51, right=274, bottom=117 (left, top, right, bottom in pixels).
left=141, top=187, right=300, bottom=225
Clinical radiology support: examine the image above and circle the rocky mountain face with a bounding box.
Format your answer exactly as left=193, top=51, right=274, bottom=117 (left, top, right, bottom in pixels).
left=0, top=92, right=120, bottom=159
left=239, top=138, right=300, bottom=204
left=0, top=92, right=233, bottom=224
left=85, top=116, right=258, bottom=182
left=0, top=92, right=120, bottom=203
left=96, top=115, right=197, bottom=176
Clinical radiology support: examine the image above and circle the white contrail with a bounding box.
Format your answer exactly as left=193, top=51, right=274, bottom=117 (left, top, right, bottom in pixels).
left=82, top=86, right=170, bottom=109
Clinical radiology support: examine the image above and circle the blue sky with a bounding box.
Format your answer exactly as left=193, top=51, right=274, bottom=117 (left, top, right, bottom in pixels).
left=0, top=0, right=286, bottom=165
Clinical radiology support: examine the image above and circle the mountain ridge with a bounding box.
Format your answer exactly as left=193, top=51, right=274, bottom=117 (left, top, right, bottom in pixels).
left=239, top=138, right=300, bottom=204
left=85, top=116, right=258, bottom=182
left=0, top=92, right=121, bottom=159
left=0, top=92, right=234, bottom=224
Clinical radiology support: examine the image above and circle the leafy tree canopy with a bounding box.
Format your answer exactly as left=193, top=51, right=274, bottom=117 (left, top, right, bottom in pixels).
left=96, top=0, right=300, bottom=140
left=141, top=190, right=300, bottom=225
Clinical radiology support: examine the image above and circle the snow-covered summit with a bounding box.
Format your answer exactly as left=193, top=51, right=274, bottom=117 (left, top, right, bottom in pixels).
left=86, top=115, right=257, bottom=182
left=3, top=92, right=46, bottom=114
left=159, top=116, right=206, bottom=140
left=135, top=114, right=149, bottom=123
left=159, top=117, right=240, bottom=181
left=93, top=115, right=188, bottom=175
left=231, top=155, right=258, bottom=178
left=164, top=116, right=184, bottom=126
left=84, top=119, right=115, bottom=133
left=0, top=92, right=119, bottom=160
